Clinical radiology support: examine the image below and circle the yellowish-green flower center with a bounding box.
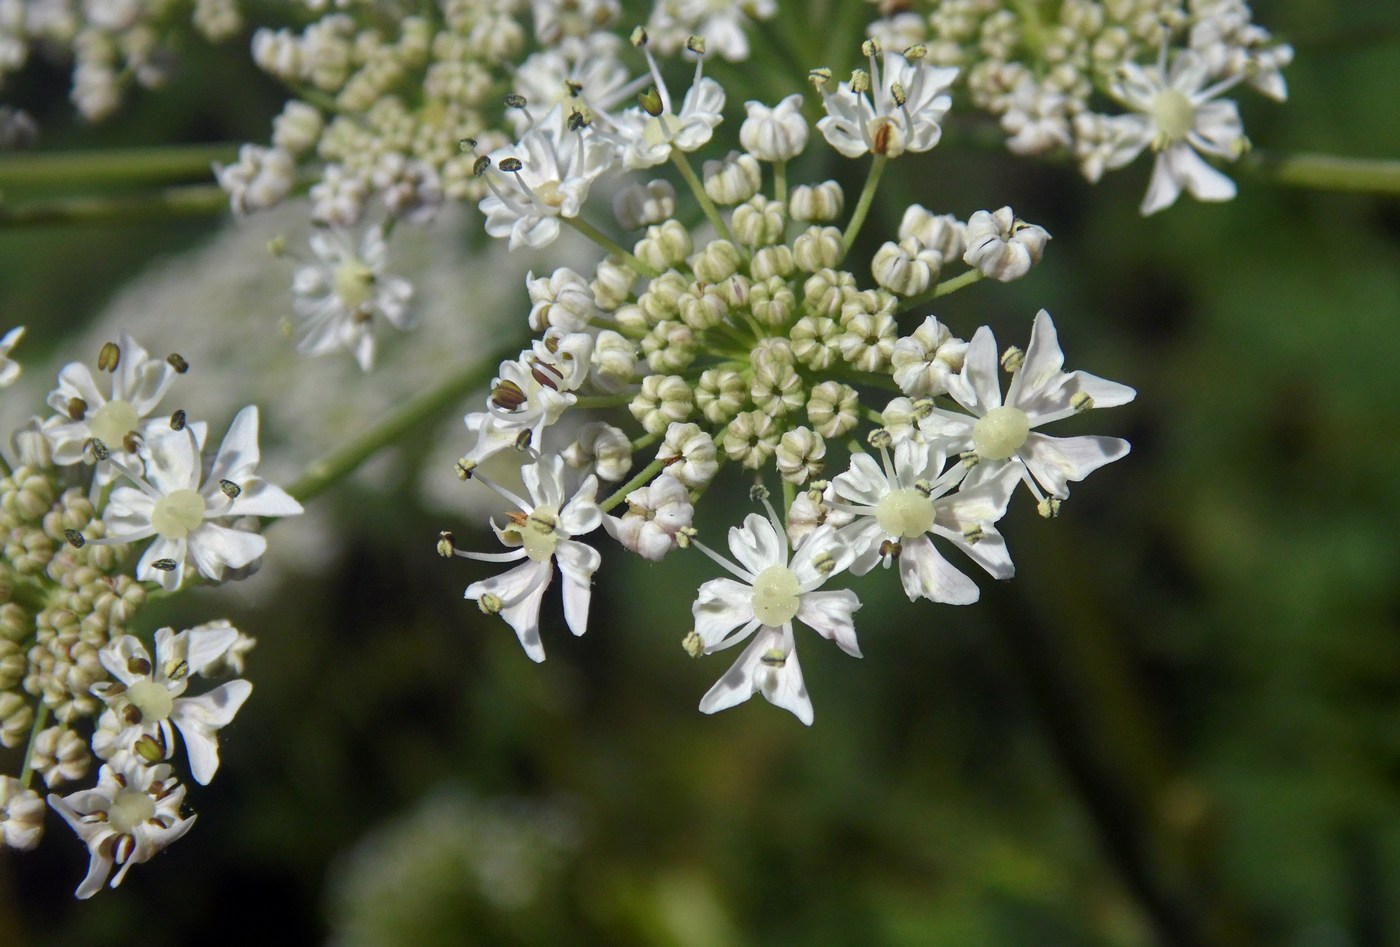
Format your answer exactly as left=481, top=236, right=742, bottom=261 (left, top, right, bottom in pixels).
left=333, top=259, right=375, bottom=310
left=126, top=679, right=173, bottom=722
left=521, top=506, right=561, bottom=562
left=642, top=113, right=683, bottom=148
left=1150, top=89, right=1194, bottom=144
left=875, top=488, right=936, bottom=539
left=751, top=564, right=801, bottom=627
left=972, top=406, right=1031, bottom=461
left=107, top=788, right=155, bottom=834
left=533, top=180, right=565, bottom=208
left=151, top=489, right=206, bottom=540
left=89, top=399, right=140, bottom=448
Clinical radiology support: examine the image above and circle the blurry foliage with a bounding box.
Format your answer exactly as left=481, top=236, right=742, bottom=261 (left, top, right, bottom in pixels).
left=1, top=1, right=1399, bottom=945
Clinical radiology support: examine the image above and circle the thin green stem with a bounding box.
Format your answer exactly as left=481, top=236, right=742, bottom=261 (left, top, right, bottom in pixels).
left=782, top=480, right=796, bottom=515
left=564, top=215, right=656, bottom=276
left=600, top=457, right=667, bottom=514
left=842, top=154, right=887, bottom=253
left=0, top=185, right=231, bottom=227
left=1239, top=150, right=1400, bottom=195
left=671, top=150, right=737, bottom=245
left=773, top=159, right=788, bottom=205
left=896, top=267, right=988, bottom=315
left=287, top=344, right=519, bottom=503
left=18, top=702, right=50, bottom=789
left=573, top=394, right=636, bottom=409
left=0, top=143, right=236, bottom=189
left=630, top=432, right=660, bottom=452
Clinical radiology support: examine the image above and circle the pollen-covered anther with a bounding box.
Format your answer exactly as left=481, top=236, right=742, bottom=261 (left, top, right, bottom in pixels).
left=879, top=538, right=901, bottom=558
left=1037, top=497, right=1062, bottom=519
left=167, top=353, right=188, bottom=374
left=98, top=341, right=121, bottom=372
left=850, top=69, right=870, bottom=95
left=473, top=155, right=491, bottom=176
left=455, top=458, right=477, bottom=480
left=64, top=529, right=85, bottom=548
left=150, top=558, right=178, bottom=571
left=913, top=478, right=933, bottom=497
left=170, top=409, right=186, bottom=431
left=1000, top=345, right=1024, bottom=373
left=867, top=428, right=893, bottom=449
left=904, top=44, right=927, bottom=61
left=88, top=438, right=110, bottom=461
left=685, top=35, right=705, bottom=55
left=676, top=527, right=695, bottom=549
left=682, top=629, right=704, bottom=657
left=890, top=81, right=908, bottom=108
left=749, top=484, right=770, bottom=502
left=513, top=430, right=534, bottom=452
left=503, top=93, right=527, bottom=110
left=477, top=592, right=503, bottom=615
left=959, top=450, right=981, bottom=467
left=566, top=108, right=589, bottom=131
left=808, top=67, right=831, bottom=91
left=67, top=397, right=88, bottom=421
left=491, top=379, right=527, bottom=410
left=813, top=550, right=837, bottom=575
left=861, top=38, right=880, bottom=57
left=760, top=648, right=787, bottom=668
left=436, top=531, right=456, bottom=557
left=219, top=479, right=241, bottom=500
left=630, top=25, right=648, bottom=47
left=1071, top=391, right=1095, bottom=412
left=499, top=157, right=524, bottom=173
left=962, top=524, right=985, bottom=543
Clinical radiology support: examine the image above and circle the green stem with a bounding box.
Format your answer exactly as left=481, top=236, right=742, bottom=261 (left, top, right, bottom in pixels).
left=600, top=457, right=667, bottom=514
left=0, top=185, right=231, bottom=227
left=1240, top=150, right=1400, bottom=195
left=670, top=150, right=737, bottom=246
left=842, top=153, right=887, bottom=253
left=896, top=267, right=987, bottom=315
left=286, top=344, right=518, bottom=503
left=564, top=215, right=656, bottom=277
left=0, top=143, right=236, bottom=189
left=18, top=702, right=49, bottom=789
left=773, top=159, right=788, bottom=206
left=573, top=394, right=636, bottom=409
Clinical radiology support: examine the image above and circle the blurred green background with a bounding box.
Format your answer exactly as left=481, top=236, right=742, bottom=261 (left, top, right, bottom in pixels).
left=1, top=1, right=1398, bottom=945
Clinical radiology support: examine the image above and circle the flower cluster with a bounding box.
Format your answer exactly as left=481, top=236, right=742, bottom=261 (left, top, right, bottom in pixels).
left=443, top=37, right=1135, bottom=724
left=0, top=334, right=299, bottom=896
left=865, top=0, right=1292, bottom=213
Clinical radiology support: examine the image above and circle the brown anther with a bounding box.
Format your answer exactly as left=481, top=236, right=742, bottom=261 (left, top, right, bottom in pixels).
left=64, top=529, right=85, bottom=548
left=219, top=479, right=241, bottom=500
left=170, top=409, right=186, bottom=431
left=167, top=353, right=189, bottom=373
left=879, top=539, right=902, bottom=558
left=123, top=431, right=143, bottom=454
left=490, top=379, right=527, bottom=410
left=473, top=155, right=491, bottom=176
left=88, top=438, right=110, bottom=461
left=67, top=397, right=88, bottom=421
left=97, top=341, right=121, bottom=372
left=151, top=558, right=178, bottom=572
left=503, top=93, right=527, bottom=109
left=499, top=157, right=523, bottom=173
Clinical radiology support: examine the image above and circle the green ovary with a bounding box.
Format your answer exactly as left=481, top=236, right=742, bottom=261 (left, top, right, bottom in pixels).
left=89, top=399, right=139, bottom=448
left=973, top=406, right=1031, bottom=460
left=1151, top=89, right=1194, bottom=143
left=642, top=113, right=683, bottom=148
left=522, top=507, right=560, bottom=562
left=751, top=565, right=801, bottom=627
left=151, top=489, right=206, bottom=540
left=125, top=679, right=173, bottom=722
left=876, top=488, right=936, bottom=539
left=107, top=788, right=155, bottom=834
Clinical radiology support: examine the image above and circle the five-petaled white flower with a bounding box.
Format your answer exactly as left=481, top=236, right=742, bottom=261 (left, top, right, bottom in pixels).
left=291, top=224, right=413, bottom=371
left=101, top=406, right=304, bottom=590
left=42, top=332, right=179, bottom=474
left=816, top=44, right=958, bottom=158
left=461, top=337, right=592, bottom=467
left=921, top=310, right=1136, bottom=507
left=91, top=625, right=252, bottom=786
left=601, top=35, right=725, bottom=169
left=453, top=455, right=603, bottom=662
left=48, top=755, right=196, bottom=899
left=829, top=441, right=1018, bottom=604
left=690, top=495, right=859, bottom=725
left=1107, top=47, right=1248, bottom=215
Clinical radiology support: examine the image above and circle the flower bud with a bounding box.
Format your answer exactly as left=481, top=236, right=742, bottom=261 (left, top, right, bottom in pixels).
left=629, top=374, right=694, bottom=434
left=806, top=381, right=860, bottom=438
left=591, top=256, right=637, bottom=311
left=563, top=422, right=633, bottom=481
left=751, top=360, right=804, bottom=417
left=642, top=321, right=697, bottom=373
left=721, top=410, right=779, bottom=469
left=898, top=204, right=965, bottom=260
left=749, top=276, right=796, bottom=327
left=589, top=330, right=637, bottom=393
left=750, top=245, right=795, bottom=280
left=789, top=315, right=842, bottom=370
left=658, top=423, right=719, bottom=488
left=688, top=239, right=742, bottom=283
left=271, top=100, right=324, bottom=156
left=739, top=94, right=809, bottom=161
left=702, top=151, right=761, bottom=205
left=613, top=179, right=677, bottom=230
left=801, top=268, right=857, bottom=317
left=635, top=220, right=692, bottom=272
left=891, top=316, right=967, bottom=396
left=793, top=226, right=845, bottom=272
left=963, top=207, right=1050, bottom=282
left=776, top=427, right=826, bottom=484
left=696, top=368, right=747, bottom=424
left=730, top=194, right=786, bottom=247
left=527, top=267, right=598, bottom=332
left=677, top=282, right=729, bottom=331
left=873, top=237, right=942, bottom=296
left=789, top=180, right=844, bottom=222
left=638, top=269, right=689, bottom=323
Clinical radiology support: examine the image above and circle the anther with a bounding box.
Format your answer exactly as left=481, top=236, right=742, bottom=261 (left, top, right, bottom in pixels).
left=760, top=648, right=787, bottom=668
left=638, top=87, right=663, bottom=116
left=499, top=157, right=523, bottom=173
left=127, top=656, right=152, bottom=675
left=436, top=531, right=455, bottom=557
left=170, top=409, right=186, bottom=431
left=808, top=67, right=832, bottom=90
left=491, top=379, right=526, bottom=410
left=67, top=397, right=88, bottom=421
left=123, top=432, right=142, bottom=454
left=219, top=479, right=241, bottom=500
left=135, top=734, right=164, bottom=763
left=454, top=457, right=476, bottom=480
left=1000, top=345, right=1024, bottom=373
left=64, top=529, right=85, bottom=548
left=459, top=137, right=477, bottom=152
left=167, top=353, right=189, bottom=373
left=477, top=592, right=503, bottom=616
left=630, top=25, right=648, bottom=47
left=1037, top=497, right=1061, bottom=519
left=1070, top=391, right=1095, bottom=412
left=961, top=524, right=985, bottom=544
left=959, top=450, right=981, bottom=467
left=813, top=550, right=836, bottom=574
left=879, top=539, right=901, bottom=558
left=904, top=44, right=927, bottom=61
left=890, top=81, right=907, bottom=107
left=89, top=438, right=110, bottom=461
left=682, top=630, right=704, bottom=657
left=98, top=341, right=121, bottom=372
left=473, top=155, right=491, bottom=176
left=503, top=93, right=527, bottom=109
left=749, top=484, right=770, bottom=502
left=150, top=558, right=178, bottom=572
left=685, top=35, right=705, bottom=55
left=867, top=428, right=893, bottom=449
left=913, top=478, right=932, bottom=497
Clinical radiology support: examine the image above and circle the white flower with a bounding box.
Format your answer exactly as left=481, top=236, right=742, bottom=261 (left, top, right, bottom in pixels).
left=829, top=441, right=1017, bottom=604
left=101, top=406, right=304, bottom=590
left=646, top=0, right=776, bottom=62
left=921, top=310, right=1136, bottom=505
left=613, top=178, right=678, bottom=230
left=690, top=497, right=859, bottom=725
left=1107, top=47, right=1247, bottom=215
left=739, top=94, right=808, bottom=161
left=816, top=46, right=959, bottom=158
left=213, top=144, right=295, bottom=214
left=526, top=268, right=599, bottom=333
left=461, top=347, right=584, bottom=467
left=90, top=625, right=252, bottom=786
left=890, top=316, right=967, bottom=397
left=0, top=775, right=45, bottom=851
left=48, top=756, right=196, bottom=898
left=453, top=456, right=602, bottom=662
left=962, top=207, right=1050, bottom=282
left=0, top=326, right=22, bottom=387
left=511, top=33, right=633, bottom=132
left=603, top=472, right=693, bottom=560
left=601, top=40, right=725, bottom=169
left=291, top=225, right=414, bottom=372
left=479, top=105, right=615, bottom=249
left=42, top=331, right=179, bottom=475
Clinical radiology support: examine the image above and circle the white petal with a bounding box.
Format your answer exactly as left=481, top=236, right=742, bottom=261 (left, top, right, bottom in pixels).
left=1020, top=433, right=1131, bottom=497
left=1141, top=151, right=1184, bottom=215
left=947, top=325, right=1003, bottom=414
left=172, top=680, right=251, bottom=785
left=1171, top=145, right=1237, bottom=203
left=226, top=480, right=303, bottom=517
left=899, top=536, right=980, bottom=604
left=726, top=512, right=782, bottom=577
left=692, top=577, right=758, bottom=649
left=1005, top=310, right=1066, bottom=409
left=796, top=590, right=862, bottom=657
left=188, top=524, right=266, bottom=579
left=207, top=406, right=260, bottom=484
left=698, top=629, right=813, bottom=725
left=555, top=539, right=600, bottom=637
left=466, top=559, right=552, bottom=662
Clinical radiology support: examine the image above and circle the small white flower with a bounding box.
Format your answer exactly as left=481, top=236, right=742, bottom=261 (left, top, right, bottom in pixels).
left=454, top=456, right=602, bottom=662
left=213, top=144, right=295, bottom=214
left=292, top=225, right=414, bottom=372
left=527, top=268, right=600, bottom=333
left=462, top=346, right=585, bottom=467
left=690, top=496, right=860, bottom=725
left=479, top=105, right=615, bottom=249
left=602, top=472, right=693, bottom=560
left=91, top=626, right=251, bottom=785
left=562, top=421, right=632, bottom=481
left=48, top=756, right=196, bottom=898
left=42, top=332, right=178, bottom=475
left=829, top=441, right=1017, bottom=604
left=647, top=0, right=776, bottom=62
left=816, top=45, right=959, bottom=158
left=0, top=325, right=22, bottom=387
left=890, top=316, right=967, bottom=397
left=922, top=310, right=1136, bottom=504
left=0, top=775, right=45, bottom=851
left=962, top=207, right=1050, bottom=282
left=739, top=94, right=808, bottom=161
left=601, top=39, right=725, bottom=169
left=1107, top=47, right=1248, bottom=215
left=101, top=406, right=304, bottom=590
left=612, top=179, right=677, bottom=230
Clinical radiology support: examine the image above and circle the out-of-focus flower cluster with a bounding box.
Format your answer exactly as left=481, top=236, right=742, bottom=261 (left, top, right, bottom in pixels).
left=441, top=36, right=1136, bottom=726
left=0, top=0, right=243, bottom=123
left=865, top=0, right=1292, bottom=213
left=0, top=331, right=300, bottom=897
